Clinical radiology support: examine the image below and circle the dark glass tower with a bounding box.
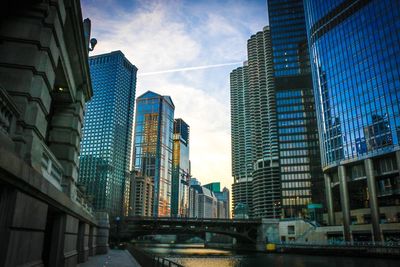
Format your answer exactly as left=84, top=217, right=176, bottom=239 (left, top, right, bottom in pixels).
left=305, top=0, right=400, bottom=241
left=79, top=51, right=137, bottom=217
left=171, top=118, right=190, bottom=217
left=133, top=91, right=175, bottom=217
left=267, top=0, right=323, bottom=218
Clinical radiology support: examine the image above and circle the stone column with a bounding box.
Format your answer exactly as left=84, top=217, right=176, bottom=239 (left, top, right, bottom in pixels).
left=62, top=215, right=79, bottom=266
left=47, top=90, right=85, bottom=199
left=0, top=188, right=48, bottom=267
left=324, top=173, right=335, bottom=225
left=77, top=222, right=90, bottom=263
left=338, top=165, right=352, bottom=242
left=364, top=158, right=383, bottom=242
left=95, top=212, right=110, bottom=254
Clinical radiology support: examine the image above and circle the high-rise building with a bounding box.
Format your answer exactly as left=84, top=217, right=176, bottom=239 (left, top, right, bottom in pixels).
left=79, top=51, right=137, bottom=217
left=133, top=91, right=175, bottom=217
left=204, top=182, right=230, bottom=218
left=304, top=0, right=400, bottom=241
left=247, top=26, right=281, bottom=218
left=267, top=0, right=323, bottom=218
left=204, top=182, right=221, bottom=193
left=230, top=63, right=254, bottom=218
left=171, top=118, right=191, bottom=217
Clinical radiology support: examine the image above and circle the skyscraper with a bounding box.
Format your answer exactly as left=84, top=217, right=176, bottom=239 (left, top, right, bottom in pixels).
left=171, top=118, right=191, bottom=217
left=267, top=0, right=323, bottom=218
left=304, top=0, right=400, bottom=241
left=247, top=26, right=280, bottom=218
left=230, top=62, right=253, bottom=217
left=133, top=91, right=175, bottom=217
left=79, top=51, right=137, bottom=217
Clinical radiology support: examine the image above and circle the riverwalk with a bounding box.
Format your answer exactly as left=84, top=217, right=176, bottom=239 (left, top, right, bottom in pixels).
left=78, top=249, right=141, bottom=267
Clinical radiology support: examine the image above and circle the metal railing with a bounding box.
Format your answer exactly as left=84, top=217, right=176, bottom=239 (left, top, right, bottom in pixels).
left=153, top=256, right=184, bottom=267
left=277, top=240, right=400, bottom=255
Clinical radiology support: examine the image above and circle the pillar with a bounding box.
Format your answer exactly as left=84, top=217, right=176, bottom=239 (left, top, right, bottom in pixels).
left=95, top=212, right=110, bottom=254
left=77, top=222, right=90, bottom=263
left=0, top=187, right=48, bottom=267
left=364, top=158, right=383, bottom=242
left=338, top=165, right=352, bottom=242
left=324, top=173, right=335, bottom=225
left=396, top=151, right=400, bottom=176
left=47, top=90, right=85, bottom=199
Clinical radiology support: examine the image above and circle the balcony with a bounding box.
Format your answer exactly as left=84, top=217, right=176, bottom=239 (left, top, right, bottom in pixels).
left=41, top=144, right=64, bottom=190
left=377, top=188, right=400, bottom=197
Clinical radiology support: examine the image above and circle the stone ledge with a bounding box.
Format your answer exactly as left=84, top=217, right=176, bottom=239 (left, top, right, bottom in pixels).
left=0, top=145, right=97, bottom=225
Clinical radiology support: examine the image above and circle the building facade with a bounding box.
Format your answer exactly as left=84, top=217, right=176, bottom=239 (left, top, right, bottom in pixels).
left=267, top=0, right=324, bottom=218
left=0, top=1, right=109, bottom=265
left=304, top=0, right=400, bottom=241
left=247, top=26, right=281, bottom=218
left=78, top=51, right=137, bottom=217
left=231, top=61, right=254, bottom=218
left=133, top=91, right=175, bottom=217
left=171, top=118, right=191, bottom=217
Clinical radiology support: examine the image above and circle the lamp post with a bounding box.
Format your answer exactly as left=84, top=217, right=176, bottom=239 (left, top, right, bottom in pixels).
left=115, top=216, right=121, bottom=248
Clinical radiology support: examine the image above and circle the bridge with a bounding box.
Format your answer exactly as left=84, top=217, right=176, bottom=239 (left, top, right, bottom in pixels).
left=113, top=216, right=275, bottom=250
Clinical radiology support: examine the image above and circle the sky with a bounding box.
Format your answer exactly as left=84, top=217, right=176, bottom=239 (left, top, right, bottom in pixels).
left=81, top=0, right=268, bottom=191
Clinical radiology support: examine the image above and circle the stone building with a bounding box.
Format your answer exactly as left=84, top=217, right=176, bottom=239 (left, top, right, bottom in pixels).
left=0, top=0, right=109, bottom=266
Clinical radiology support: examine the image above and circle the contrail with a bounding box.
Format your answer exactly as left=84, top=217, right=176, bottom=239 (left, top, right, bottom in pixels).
left=138, top=62, right=242, bottom=76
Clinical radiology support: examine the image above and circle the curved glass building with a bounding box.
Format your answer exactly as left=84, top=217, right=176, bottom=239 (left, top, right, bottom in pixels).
left=305, top=0, right=400, bottom=241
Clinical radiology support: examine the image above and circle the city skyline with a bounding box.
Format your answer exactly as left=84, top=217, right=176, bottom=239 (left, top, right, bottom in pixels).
left=81, top=0, right=268, bottom=190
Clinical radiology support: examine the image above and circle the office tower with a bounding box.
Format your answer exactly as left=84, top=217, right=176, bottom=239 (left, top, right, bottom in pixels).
left=230, top=63, right=254, bottom=217
left=133, top=91, right=175, bottom=217
left=204, top=182, right=230, bottom=218
left=190, top=185, right=218, bottom=218
left=171, top=118, right=191, bottom=217
left=79, top=51, right=137, bottom=217
left=247, top=26, right=280, bottom=218
left=204, top=182, right=221, bottom=193
left=304, top=0, right=400, bottom=241
left=267, top=0, right=323, bottom=218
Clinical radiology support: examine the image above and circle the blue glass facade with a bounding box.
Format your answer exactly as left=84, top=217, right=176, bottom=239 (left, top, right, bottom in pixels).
left=305, top=0, right=400, bottom=240
left=79, top=51, right=137, bottom=217
left=305, top=0, right=400, bottom=167
left=133, top=91, right=175, bottom=217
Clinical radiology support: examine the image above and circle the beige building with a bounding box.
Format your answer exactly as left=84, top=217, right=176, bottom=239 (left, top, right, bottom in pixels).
left=131, top=175, right=154, bottom=216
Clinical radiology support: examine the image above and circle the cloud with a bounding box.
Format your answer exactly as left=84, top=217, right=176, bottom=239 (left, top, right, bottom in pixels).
left=82, top=0, right=267, bottom=191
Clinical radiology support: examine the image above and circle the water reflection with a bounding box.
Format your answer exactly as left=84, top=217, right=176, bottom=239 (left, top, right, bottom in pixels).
left=136, top=244, right=399, bottom=267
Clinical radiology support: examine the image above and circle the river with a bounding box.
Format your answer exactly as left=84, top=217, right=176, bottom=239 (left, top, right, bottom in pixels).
left=137, top=244, right=399, bottom=267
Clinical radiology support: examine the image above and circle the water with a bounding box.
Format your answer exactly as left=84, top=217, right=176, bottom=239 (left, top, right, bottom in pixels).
left=136, top=244, right=399, bottom=267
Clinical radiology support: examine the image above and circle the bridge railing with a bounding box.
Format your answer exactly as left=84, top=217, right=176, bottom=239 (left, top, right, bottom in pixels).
left=153, top=256, right=184, bottom=267
left=124, top=216, right=261, bottom=224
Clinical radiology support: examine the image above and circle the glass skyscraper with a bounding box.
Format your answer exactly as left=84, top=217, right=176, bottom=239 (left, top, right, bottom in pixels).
left=171, top=118, right=190, bottom=217
left=305, top=0, right=400, bottom=241
left=133, top=91, right=175, bottom=217
left=267, top=0, right=323, bottom=218
left=79, top=51, right=137, bottom=217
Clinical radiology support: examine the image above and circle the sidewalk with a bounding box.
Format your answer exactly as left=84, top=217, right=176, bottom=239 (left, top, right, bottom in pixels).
left=78, top=249, right=141, bottom=267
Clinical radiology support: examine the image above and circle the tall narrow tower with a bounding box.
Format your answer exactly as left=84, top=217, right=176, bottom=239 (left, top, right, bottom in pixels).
left=132, top=91, right=175, bottom=217
left=267, top=0, right=323, bottom=218
left=247, top=27, right=281, bottom=218
left=230, top=62, right=253, bottom=218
